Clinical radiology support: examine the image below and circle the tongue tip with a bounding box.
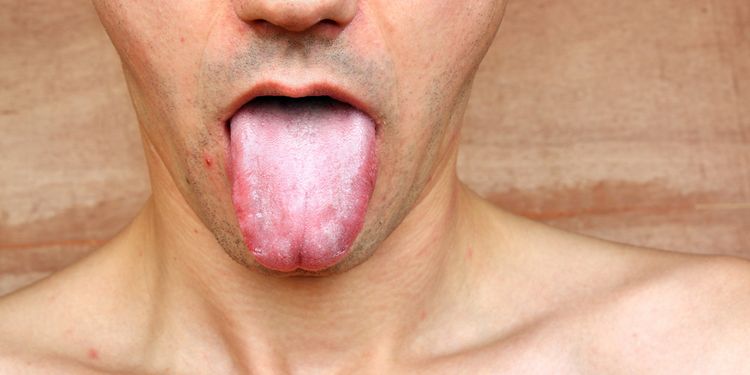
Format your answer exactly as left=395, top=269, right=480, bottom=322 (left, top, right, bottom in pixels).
left=241, top=216, right=363, bottom=273
left=252, top=247, right=351, bottom=273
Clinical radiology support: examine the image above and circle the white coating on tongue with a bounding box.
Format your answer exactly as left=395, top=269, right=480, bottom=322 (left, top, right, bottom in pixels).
left=229, top=97, right=376, bottom=272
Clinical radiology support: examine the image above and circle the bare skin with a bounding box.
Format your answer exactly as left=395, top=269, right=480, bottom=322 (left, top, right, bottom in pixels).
left=1, top=0, right=750, bottom=373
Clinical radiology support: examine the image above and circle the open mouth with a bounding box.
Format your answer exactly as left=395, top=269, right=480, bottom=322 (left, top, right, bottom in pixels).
left=225, top=95, right=356, bottom=140
left=241, top=95, right=352, bottom=111
left=227, top=93, right=378, bottom=272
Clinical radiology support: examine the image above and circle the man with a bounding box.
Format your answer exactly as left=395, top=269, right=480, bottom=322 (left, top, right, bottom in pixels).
left=1, top=0, right=749, bottom=373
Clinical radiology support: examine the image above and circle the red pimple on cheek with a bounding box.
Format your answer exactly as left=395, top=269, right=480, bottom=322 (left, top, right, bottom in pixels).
left=180, top=36, right=185, bottom=43
left=88, top=348, right=99, bottom=360
left=204, top=154, right=213, bottom=168
left=466, top=246, right=473, bottom=259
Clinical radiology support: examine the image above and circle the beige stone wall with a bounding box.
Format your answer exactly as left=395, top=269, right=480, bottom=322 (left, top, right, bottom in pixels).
left=1, top=0, right=748, bottom=295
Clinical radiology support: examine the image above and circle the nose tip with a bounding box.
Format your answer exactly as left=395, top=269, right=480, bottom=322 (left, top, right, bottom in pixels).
left=234, top=0, right=357, bottom=33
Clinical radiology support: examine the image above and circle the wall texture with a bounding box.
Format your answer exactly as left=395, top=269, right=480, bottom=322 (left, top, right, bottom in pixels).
left=1, top=0, right=748, bottom=296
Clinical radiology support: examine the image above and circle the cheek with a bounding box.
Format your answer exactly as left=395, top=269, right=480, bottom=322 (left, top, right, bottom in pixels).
left=379, top=0, right=502, bottom=89
left=368, top=2, right=499, bottom=207
left=101, top=2, right=233, bottom=184
left=377, top=1, right=501, bottom=154
left=97, top=1, right=222, bottom=107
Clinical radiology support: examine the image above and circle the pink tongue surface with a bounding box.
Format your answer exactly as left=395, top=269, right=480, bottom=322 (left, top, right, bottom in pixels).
left=229, top=97, right=377, bottom=272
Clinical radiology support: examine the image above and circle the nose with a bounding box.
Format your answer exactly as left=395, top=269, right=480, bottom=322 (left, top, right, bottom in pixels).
left=234, top=0, right=358, bottom=33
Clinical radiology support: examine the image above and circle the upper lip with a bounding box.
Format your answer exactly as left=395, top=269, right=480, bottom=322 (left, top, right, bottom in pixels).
left=221, top=81, right=380, bottom=130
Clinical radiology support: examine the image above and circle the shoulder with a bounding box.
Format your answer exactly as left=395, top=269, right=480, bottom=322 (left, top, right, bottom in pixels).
left=0, top=248, right=148, bottom=374
left=0, top=293, right=91, bottom=374
left=0, top=275, right=103, bottom=374
left=585, top=254, right=750, bottom=373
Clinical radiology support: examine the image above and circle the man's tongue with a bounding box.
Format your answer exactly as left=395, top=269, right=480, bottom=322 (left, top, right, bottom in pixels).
left=229, top=97, right=377, bottom=272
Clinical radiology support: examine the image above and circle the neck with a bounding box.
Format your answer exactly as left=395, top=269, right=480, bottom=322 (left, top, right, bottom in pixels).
left=125, top=136, right=489, bottom=372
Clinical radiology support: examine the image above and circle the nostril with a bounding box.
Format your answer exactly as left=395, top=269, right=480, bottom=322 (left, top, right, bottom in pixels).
left=234, top=0, right=357, bottom=34
left=249, top=17, right=343, bottom=36
left=248, top=19, right=274, bottom=33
